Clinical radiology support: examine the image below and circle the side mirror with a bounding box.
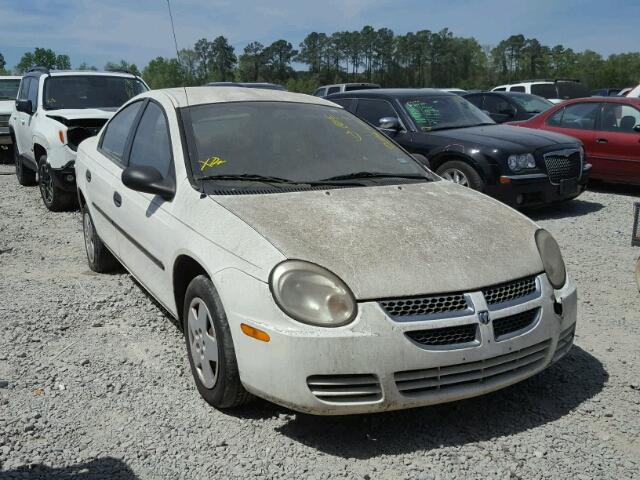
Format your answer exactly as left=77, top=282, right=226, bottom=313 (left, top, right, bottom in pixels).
left=15, top=99, right=33, bottom=115
left=122, top=165, right=175, bottom=201
left=412, top=153, right=431, bottom=169
left=378, top=117, right=401, bottom=131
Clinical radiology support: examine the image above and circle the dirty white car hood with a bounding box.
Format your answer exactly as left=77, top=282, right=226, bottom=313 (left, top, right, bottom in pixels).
left=213, top=181, right=544, bottom=299
left=45, top=108, right=117, bottom=121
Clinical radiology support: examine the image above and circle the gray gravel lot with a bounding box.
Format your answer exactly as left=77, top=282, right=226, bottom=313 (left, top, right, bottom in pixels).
left=1, top=163, right=639, bottom=480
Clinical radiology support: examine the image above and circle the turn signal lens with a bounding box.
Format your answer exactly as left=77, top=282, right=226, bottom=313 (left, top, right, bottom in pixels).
left=240, top=323, right=270, bottom=342
left=58, top=130, right=65, bottom=144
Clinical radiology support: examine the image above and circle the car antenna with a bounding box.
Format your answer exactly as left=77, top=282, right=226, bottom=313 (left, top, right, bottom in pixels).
left=166, top=0, right=205, bottom=198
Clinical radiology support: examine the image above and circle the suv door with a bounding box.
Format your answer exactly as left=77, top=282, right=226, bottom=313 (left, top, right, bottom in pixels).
left=14, top=78, right=33, bottom=159
left=87, top=100, right=145, bottom=256
left=591, top=103, right=640, bottom=183
left=116, top=100, right=177, bottom=307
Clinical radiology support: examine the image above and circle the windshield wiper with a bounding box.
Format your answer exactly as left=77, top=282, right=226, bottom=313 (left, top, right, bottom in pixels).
left=320, top=171, right=431, bottom=182
left=199, top=173, right=364, bottom=187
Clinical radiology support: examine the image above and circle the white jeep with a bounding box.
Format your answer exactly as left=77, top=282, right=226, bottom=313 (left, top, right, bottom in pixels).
left=0, top=76, right=21, bottom=162
left=9, top=68, right=148, bottom=210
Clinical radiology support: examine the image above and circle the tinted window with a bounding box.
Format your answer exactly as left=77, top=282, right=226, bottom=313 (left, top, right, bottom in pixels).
left=43, top=75, right=147, bottom=110
left=464, top=95, right=484, bottom=109
left=345, top=85, right=379, bottom=91
left=531, top=84, right=558, bottom=99
left=330, top=98, right=355, bottom=112
left=483, top=95, right=512, bottom=114
left=17, top=78, right=30, bottom=101
left=557, top=82, right=590, bottom=100
left=129, top=102, right=172, bottom=176
left=509, top=94, right=553, bottom=114
left=510, top=86, right=525, bottom=93
left=186, top=102, right=429, bottom=185
left=27, top=78, right=39, bottom=106
left=403, top=95, right=494, bottom=131
left=493, top=87, right=506, bottom=92
left=327, top=87, right=341, bottom=95
left=313, top=88, right=326, bottom=97
left=599, top=103, right=640, bottom=133
left=553, top=102, right=600, bottom=130
left=547, top=108, right=564, bottom=126
left=100, top=101, right=144, bottom=163
left=356, top=99, right=399, bottom=126
left=0, top=79, right=21, bottom=100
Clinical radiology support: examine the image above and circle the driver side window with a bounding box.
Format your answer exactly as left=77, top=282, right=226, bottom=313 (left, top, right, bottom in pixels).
left=129, top=102, right=172, bottom=177
left=100, top=101, right=144, bottom=165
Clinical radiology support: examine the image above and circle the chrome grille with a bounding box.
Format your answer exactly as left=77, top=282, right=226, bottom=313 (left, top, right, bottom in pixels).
left=553, top=325, right=575, bottom=362
left=307, top=374, right=382, bottom=403
left=493, top=308, right=539, bottom=340
left=0, top=114, right=9, bottom=127
left=482, top=276, right=538, bottom=306
left=544, top=151, right=581, bottom=184
left=395, top=339, right=551, bottom=396
left=406, top=324, right=477, bottom=347
left=379, top=293, right=469, bottom=318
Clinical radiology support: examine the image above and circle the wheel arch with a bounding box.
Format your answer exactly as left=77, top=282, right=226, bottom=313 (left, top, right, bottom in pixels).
left=173, top=254, right=211, bottom=325
left=33, top=142, right=47, bottom=162
left=429, top=152, right=492, bottom=182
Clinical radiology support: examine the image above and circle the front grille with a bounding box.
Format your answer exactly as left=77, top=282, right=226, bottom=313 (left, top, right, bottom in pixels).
left=395, top=339, right=550, bottom=396
left=307, top=374, right=382, bottom=403
left=493, top=308, right=539, bottom=340
left=544, top=151, right=581, bottom=184
left=406, top=324, right=477, bottom=347
left=553, top=325, right=575, bottom=362
left=483, top=276, right=538, bottom=307
left=0, top=114, right=9, bottom=127
left=379, top=293, right=469, bottom=318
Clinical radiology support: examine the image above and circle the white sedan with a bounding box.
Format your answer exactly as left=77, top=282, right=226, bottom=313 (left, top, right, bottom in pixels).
left=75, top=87, right=577, bottom=415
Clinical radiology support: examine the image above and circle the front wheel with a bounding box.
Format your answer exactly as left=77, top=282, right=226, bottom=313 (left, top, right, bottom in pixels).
left=183, top=275, right=252, bottom=409
left=436, top=160, right=485, bottom=191
left=38, top=155, right=76, bottom=211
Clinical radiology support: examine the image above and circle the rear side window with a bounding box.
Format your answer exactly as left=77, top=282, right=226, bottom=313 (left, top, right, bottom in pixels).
left=464, top=95, right=484, bottom=109
left=327, top=86, right=341, bottom=95
left=599, top=103, right=640, bottom=133
left=329, top=98, right=355, bottom=112
left=510, top=86, right=525, bottom=93
left=313, top=88, right=326, bottom=97
left=531, top=84, right=558, bottom=99
left=100, top=101, right=144, bottom=164
left=17, top=78, right=30, bottom=101
left=129, top=102, right=172, bottom=176
left=557, top=82, right=590, bottom=100
left=493, top=87, right=506, bottom=92
left=548, top=102, right=600, bottom=130
left=356, top=99, right=399, bottom=126
left=483, top=95, right=511, bottom=114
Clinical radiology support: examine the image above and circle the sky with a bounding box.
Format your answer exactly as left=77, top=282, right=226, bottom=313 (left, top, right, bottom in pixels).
left=0, top=0, right=638, bottom=70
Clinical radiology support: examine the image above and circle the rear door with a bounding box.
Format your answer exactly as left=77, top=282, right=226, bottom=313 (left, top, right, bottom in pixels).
left=591, top=103, right=640, bottom=182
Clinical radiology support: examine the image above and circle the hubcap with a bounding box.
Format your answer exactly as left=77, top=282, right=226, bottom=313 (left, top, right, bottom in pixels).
left=39, top=163, right=54, bottom=204
left=83, top=211, right=96, bottom=265
left=187, top=298, right=219, bottom=389
left=441, top=168, right=470, bottom=187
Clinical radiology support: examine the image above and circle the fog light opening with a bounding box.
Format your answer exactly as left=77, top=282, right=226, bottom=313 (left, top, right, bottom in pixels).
left=553, top=300, right=563, bottom=317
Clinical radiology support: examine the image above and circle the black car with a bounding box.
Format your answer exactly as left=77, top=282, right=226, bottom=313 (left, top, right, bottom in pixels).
left=327, top=89, right=590, bottom=207
left=464, top=91, right=554, bottom=123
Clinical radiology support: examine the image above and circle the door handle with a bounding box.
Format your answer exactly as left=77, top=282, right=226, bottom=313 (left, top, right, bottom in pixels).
left=596, top=138, right=608, bottom=144
left=113, top=192, right=122, bottom=207
left=85, top=170, right=91, bottom=182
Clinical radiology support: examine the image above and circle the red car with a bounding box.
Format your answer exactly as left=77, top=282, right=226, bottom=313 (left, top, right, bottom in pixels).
left=510, top=97, right=640, bottom=184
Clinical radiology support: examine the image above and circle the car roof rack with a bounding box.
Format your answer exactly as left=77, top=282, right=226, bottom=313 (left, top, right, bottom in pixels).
left=27, top=66, right=50, bottom=75
left=519, top=78, right=581, bottom=83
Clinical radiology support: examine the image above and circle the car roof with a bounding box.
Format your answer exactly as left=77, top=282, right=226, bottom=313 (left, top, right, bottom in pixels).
left=156, top=86, right=340, bottom=108
left=24, top=69, right=141, bottom=79
left=327, top=88, right=453, bottom=99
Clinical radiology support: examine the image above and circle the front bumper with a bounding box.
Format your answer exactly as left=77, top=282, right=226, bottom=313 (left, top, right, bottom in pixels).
left=218, top=270, right=577, bottom=415
left=486, top=164, right=591, bottom=207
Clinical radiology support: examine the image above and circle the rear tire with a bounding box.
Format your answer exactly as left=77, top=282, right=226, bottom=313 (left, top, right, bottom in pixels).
left=38, top=155, right=76, bottom=211
left=183, top=275, right=252, bottom=410
left=15, top=150, right=37, bottom=186
left=436, top=160, right=485, bottom=191
left=82, top=204, right=119, bottom=273
left=0, top=145, right=13, bottom=164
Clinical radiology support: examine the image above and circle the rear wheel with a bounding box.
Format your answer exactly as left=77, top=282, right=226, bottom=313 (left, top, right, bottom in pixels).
left=183, top=275, right=252, bottom=409
left=436, top=160, right=485, bottom=191
left=15, top=150, right=36, bottom=186
left=38, top=155, right=76, bottom=211
left=82, top=204, right=119, bottom=273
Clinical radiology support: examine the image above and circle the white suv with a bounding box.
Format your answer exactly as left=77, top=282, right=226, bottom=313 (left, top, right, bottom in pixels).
left=9, top=68, right=148, bottom=210
left=491, top=80, right=590, bottom=104
left=0, top=76, right=21, bottom=161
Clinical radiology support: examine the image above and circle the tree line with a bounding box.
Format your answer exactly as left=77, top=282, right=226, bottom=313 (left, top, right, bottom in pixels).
left=2, top=27, right=640, bottom=94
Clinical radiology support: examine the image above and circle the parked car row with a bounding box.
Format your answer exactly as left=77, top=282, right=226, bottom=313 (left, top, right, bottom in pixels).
left=6, top=71, right=578, bottom=415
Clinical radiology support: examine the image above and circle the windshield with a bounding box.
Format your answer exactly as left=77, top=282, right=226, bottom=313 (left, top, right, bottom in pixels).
left=510, top=93, right=554, bottom=113
left=43, top=75, right=147, bottom=110
left=185, top=102, right=430, bottom=185
left=403, top=95, right=494, bottom=131
left=0, top=79, right=20, bottom=100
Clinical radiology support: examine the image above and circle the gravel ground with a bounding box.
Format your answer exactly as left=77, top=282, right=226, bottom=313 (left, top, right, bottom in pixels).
left=1, top=162, right=639, bottom=480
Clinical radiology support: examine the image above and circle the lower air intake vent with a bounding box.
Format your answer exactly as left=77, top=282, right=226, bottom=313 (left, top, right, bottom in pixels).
left=553, top=325, right=575, bottom=362
left=406, top=324, right=477, bottom=347
left=395, top=339, right=551, bottom=397
left=492, top=308, right=540, bottom=340
left=307, top=374, right=382, bottom=403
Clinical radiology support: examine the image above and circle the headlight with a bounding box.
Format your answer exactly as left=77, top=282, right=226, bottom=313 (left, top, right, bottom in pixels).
left=507, top=153, right=536, bottom=172
left=270, top=260, right=357, bottom=327
left=535, top=229, right=566, bottom=289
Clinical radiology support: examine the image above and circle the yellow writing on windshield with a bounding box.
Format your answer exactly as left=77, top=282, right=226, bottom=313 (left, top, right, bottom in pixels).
left=370, top=131, right=395, bottom=150
left=325, top=114, right=362, bottom=142
left=199, top=156, right=226, bottom=171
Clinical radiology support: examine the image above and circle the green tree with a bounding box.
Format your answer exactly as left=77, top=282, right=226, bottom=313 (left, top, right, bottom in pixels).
left=238, top=42, right=264, bottom=81
left=0, top=53, right=7, bottom=74
left=15, top=48, right=71, bottom=73
left=142, top=57, right=184, bottom=88
left=77, top=62, right=98, bottom=71
left=262, top=40, right=297, bottom=82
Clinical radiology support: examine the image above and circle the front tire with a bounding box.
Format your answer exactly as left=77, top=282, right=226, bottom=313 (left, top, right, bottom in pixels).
left=436, top=160, right=485, bottom=191
left=38, top=155, right=76, bottom=211
left=183, top=275, right=252, bottom=409
left=15, top=150, right=37, bottom=186
left=82, top=204, right=119, bottom=273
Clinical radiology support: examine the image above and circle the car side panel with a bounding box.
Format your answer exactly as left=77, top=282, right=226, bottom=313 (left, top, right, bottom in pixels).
left=590, top=129, right=640, bottom=183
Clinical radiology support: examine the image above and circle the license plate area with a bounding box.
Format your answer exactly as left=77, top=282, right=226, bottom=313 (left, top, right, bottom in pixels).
left=559, top=178, right=578, bottom=195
